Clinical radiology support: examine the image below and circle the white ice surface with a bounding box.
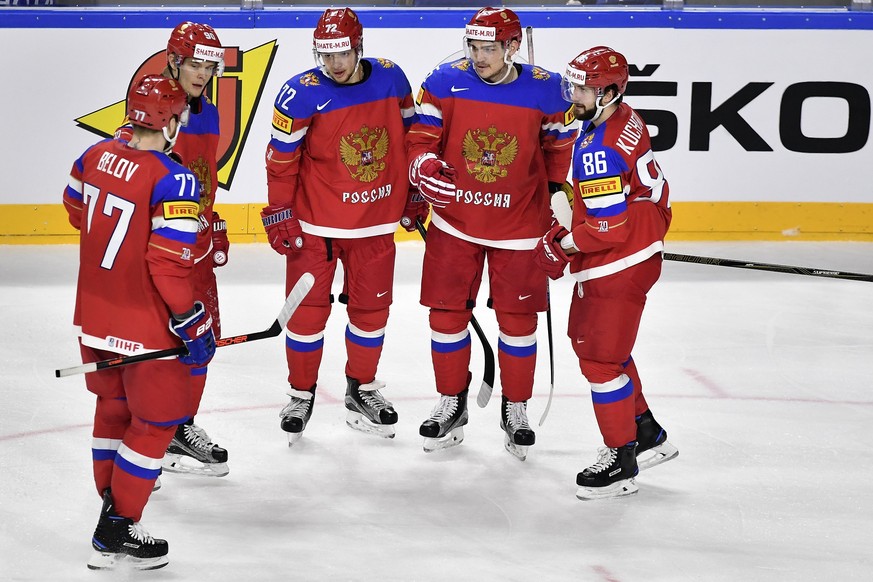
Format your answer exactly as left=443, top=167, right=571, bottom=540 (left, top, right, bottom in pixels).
left=1, top=241, right=872, bottom=581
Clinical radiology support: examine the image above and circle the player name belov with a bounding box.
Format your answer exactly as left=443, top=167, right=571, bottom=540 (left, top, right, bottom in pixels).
left=96, top=152, right=140, bottom=182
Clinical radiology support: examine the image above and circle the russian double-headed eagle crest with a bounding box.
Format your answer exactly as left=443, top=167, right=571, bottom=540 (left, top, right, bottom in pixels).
left=300, top=72, right=320, bottom=87
left=461, top=125, right=518, bottom=183
left=189, top=156, right=212, bottom=209
left=339, top=125, right=389, bottom=182
left=531, top=66, right=550, bottom=80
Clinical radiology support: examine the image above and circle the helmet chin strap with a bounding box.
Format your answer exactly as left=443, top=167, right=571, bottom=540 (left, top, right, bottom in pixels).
left=591, top=90, right=621, bottom=123
left=162, top=122, right=181, bottom=153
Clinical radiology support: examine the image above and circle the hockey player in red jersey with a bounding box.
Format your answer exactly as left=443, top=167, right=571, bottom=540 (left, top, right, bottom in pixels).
left=407, top=7, right=577, bottom=460
left=64, top=75, right=216, bottom=569
left=535, top=46, right=679, bottom=499
left=117, top=22, right=229, bottom=477
left=264, top=7, right=419, bottom=446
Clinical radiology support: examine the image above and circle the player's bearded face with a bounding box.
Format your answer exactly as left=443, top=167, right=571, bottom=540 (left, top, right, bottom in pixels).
left=321, top=50, right=362, bottom=85
left=177, top=58, right=216, bottom=99
left=571, top=85, right=600, bottom=121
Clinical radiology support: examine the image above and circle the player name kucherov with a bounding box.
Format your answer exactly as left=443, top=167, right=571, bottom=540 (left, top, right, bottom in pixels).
left=616, top=113, right=645, bottom=157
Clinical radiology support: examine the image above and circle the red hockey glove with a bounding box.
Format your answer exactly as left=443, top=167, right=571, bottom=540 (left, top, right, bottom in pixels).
left=409, top=153, right=457, bottom=209
left=211, top=212, right=229, bottom=267
left=260, top=204, right=303, bottom=256
left=534, top=224, right=571, bottom=280
left=400, top=190, right=430, bottom=232
left=169, top=301, right=216, bottom=367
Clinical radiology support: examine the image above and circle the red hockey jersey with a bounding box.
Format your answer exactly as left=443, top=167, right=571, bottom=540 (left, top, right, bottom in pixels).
left=265, top=58, right=415, bottom=238
left=407, top=60, right=576, bottom=249
left=63, top=138, right=201, bottom=354
left=567, top=102, right=672, bottom=282
left=117, top=94, right=220, bottom=262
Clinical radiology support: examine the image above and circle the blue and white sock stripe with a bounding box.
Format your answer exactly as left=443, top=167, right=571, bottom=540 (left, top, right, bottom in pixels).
left=91, top=437, right=122, bottom=462
left=431, top=329, right=471, bottom=354
left=146, top=415, right=190, bottom=428
left=114, top=443, right=163, bottom=481
left=590, top=374, right=634, bottom=405
left=497, top=332, right=537, bottom=358
left=286, top=330, right=325, bottom=352
left=346, top=323, right=385, bottom=348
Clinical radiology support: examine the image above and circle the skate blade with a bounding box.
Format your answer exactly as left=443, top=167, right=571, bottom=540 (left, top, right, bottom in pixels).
left=345, top=410, right=396, bottom=439
left=576, top=478, right=639, bottom=501
left=161, top=453, right=229, bottom=477
left=637, top=441, right=679, bottom=471
left=423, top=426, right=465, bottom=453
left=286, top=431, right=303, bottom=448
left=503, top=435, right=528, bottom=461
left=87, top=551, right=168, bottom=571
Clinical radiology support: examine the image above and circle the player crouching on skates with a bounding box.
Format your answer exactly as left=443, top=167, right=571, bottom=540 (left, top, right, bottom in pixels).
left=407, top=7, right=577, bottom=460
left=263, top=8, right=419, bottom=446
left=64, top=75, right=216, bottom=569
left=534, top=47, right=678, bottom=500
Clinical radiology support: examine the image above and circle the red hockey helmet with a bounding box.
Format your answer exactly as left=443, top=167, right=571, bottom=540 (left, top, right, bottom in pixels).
left=167, top=21, right=225, bottom=76
left=465, top=7, right=522, bottom=45
left=564, top=46, right=629, bottom=95
left=313, top=8, right=363, bottom=54
left=126, top=75, right=190, bottom=131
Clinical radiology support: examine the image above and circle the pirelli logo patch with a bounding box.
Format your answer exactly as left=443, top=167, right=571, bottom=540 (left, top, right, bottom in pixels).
left=415, top=87, right=425, bottom=106
left=579, top=176, right=623, bottom=198
left=162, top=201, right=199, bottom=219
left=272, top=109, right=292, bottom=134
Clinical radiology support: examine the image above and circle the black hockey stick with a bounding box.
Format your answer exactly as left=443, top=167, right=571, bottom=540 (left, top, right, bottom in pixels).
left=412, top=219, right=496, bottom=407
left=55, top=272, right=315, bottom=378
left=664, top=253, right=873, bottom=283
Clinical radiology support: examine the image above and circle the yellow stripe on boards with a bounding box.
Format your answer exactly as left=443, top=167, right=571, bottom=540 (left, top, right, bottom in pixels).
left=1, top=202, right=871, bottom=244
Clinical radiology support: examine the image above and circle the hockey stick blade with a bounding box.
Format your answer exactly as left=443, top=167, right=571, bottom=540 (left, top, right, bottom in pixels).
left=55, top=273, right=315, bottom=378
left=664, top=253, right=873, bottom=283
left=472, top=316, right=496, bottom=408
left=414, top=220, right=496, bottom=407
left=538, top=292, right=555, bottom=426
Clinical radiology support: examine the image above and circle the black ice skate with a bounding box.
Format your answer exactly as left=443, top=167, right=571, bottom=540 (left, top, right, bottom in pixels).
left=635, top=410, right=679, bottom=471
left=87, top=490, right=169, bottom=571
left=162, top=420, right=229, bottom=477
left=420, top=389, right=469, bottom=453
left=279, top=386, right=316, bottom=447
left=576, top=443, right=639, bottom=501
left=500, top=396, right=535, bottom=461
left=344, top=377, right=398, bottom=438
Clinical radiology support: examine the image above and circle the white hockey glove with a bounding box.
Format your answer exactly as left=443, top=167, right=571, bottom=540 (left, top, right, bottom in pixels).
left=409, top=153, right=457, bottom=209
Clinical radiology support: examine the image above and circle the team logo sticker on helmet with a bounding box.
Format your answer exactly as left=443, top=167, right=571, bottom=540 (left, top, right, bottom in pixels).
left=462, top=125, right=518, bottom=183
left=339, top=125, right=389, bottom=183
left=74, top=39, right=278, bottom=191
